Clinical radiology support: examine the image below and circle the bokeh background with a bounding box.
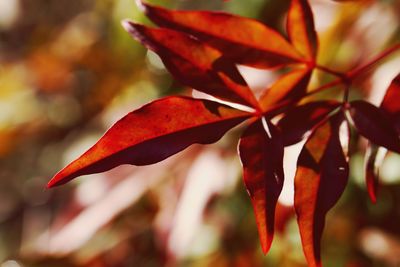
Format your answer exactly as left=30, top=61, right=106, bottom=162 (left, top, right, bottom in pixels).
left=0, top=0, right=400, bottom=266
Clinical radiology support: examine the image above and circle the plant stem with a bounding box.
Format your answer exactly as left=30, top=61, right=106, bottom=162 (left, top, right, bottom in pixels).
left=348, top=43, right=400, bottom=79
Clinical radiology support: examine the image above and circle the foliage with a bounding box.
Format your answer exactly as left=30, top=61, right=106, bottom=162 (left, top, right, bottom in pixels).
left=44, top=0, right=400, bottom=266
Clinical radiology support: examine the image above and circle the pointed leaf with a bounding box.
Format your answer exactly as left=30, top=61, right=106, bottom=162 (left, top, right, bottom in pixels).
left=295, top=112, right=349, bottom=267
left=381, top=73, right=400, bottom=130
left=278, top=101, right=340, bottom=145
left=239, top=119, right=284, bottom=254
left=348, top=100, right=400, bottom=153
left=122, top=21, right=259, bottom=108
left=138, top=1, right=303, bottom=69
left=364, top=144, right=387, bottom=204
left=287, top=0, right=318, bottom=61
left=48, top=96, right=251, bottom=188
left=260, top=68, right=312, bottom=112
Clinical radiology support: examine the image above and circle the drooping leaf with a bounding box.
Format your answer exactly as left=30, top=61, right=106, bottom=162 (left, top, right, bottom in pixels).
left=363, top=73, right=400, bottom=203
left=287, top=0, right=318, bottom=61
left=295, top=112, right=349, bottom=267
left=260, top=68, right=312, bottom=113
left=381, top=73, right=400, bottom=130
left=137, top=1, right=303, bottom=69
left=238, top=118, right=284, bottom=254
left=122, top=21, right=259, bottom=108
left=347, top=100, right=400, bottom=153
left=48, top=96, right=252, bottom=188
left=278, top=101, right=340, bottom=145
left=364, top=144, right=387, bottom=204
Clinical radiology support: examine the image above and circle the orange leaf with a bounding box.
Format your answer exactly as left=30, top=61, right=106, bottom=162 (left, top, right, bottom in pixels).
left=239, top=119, right=284, bottom=254
left=295, top=112, right=349, bottom=267
left=122, top=21, right=259, bottom=108
left=287, top=0, right=318, bottom=61
left=137, top=1, right=303, bottom=69
left=48, top=96, right=251, bottom=188
left=260, top=68, right=312, bottom=112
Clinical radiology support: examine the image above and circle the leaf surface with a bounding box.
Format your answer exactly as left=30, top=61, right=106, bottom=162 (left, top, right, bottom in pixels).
left=138, top=1, right=303, bottom=69
left=48, top=96, right=251, bottom=188
left=287, top=0, right=318, bottom=61
left=122, top=21, right=259, bottom=108
left=260, top=68, right=312, bottom=112
left=295, top=112, right=349, bottom=267
left=348, top=100, right=400, bottom=153
left=278, top=101, right=340, bottom=145
left=239, top=119, right=284, bottom=254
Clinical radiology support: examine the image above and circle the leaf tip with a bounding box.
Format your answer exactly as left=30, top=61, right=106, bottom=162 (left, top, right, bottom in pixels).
left=135, top=0, right=146, bottom=12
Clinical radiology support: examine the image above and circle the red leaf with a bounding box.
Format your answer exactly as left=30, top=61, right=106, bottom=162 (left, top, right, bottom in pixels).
left=381, top=73, right=400, bottom=130
left=295, top=112, right=349, bottom=267
left=348, top=100, right=400, bottom=153
left=364, top=144, right=386, bottom=204
left=122, top=21, right=259, bottom=108
left=260, top=68, right=312, bottom=112
left=137, top=1, right=303, bottom=69
left=287, top=0, right=318, bottom=61
left=48, top=96, right=251, bottom=188
left=239, top=119, right=284, bottom=254
left=278, top=101, right=340, bottom=145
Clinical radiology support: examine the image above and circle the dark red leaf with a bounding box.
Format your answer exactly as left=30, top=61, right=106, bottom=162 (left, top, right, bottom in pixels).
left=381, top=73, right=400, bottom=130
left=295, top=112, right=349, bottom=267
left=137, top=1, right=303, bottom=69
left=348, top=100, right=400, bottom=153
left=260, top=68, right=312, bottom=112
left=287, top=0, right=318, bottom=61
left=48, top=96, right=251, bottom=188
left=122, top=21, right=259, bottom=108
left=278, top=101, right=340, bottom=146
left=239, top=119, right=284, bottom=254
left=363, top=74, right=399, bottom=203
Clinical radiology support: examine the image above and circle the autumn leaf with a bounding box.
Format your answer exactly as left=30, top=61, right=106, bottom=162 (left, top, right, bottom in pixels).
left=48, top=96, right=251, bottom=188
left=287, top=0, right=318, bottom=61
left=260, top=68, right=313, bottom=113
left=239, top=118, right=284, bottom=254
left=278, top=100, right=340, bottom=145
left=137, top=0, right=303, bottom=69
left=295, top=112, right=349, bottom=267
left=347, top=100, right=400, bottom=153
left=122, top=21, right=259, bottom=108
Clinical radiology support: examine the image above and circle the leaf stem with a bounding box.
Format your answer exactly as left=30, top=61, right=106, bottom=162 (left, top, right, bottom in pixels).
left=315, top=64, right=345, bottom=78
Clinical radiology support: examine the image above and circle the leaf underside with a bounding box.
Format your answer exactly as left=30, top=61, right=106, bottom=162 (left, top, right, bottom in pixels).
left=363, top=73, right=400, bottom=203
left=122, top=21, right=259, bottom=108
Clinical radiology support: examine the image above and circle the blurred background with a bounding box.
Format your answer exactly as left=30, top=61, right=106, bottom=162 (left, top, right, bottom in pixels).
left=0, top=0, right=399, bottom=266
